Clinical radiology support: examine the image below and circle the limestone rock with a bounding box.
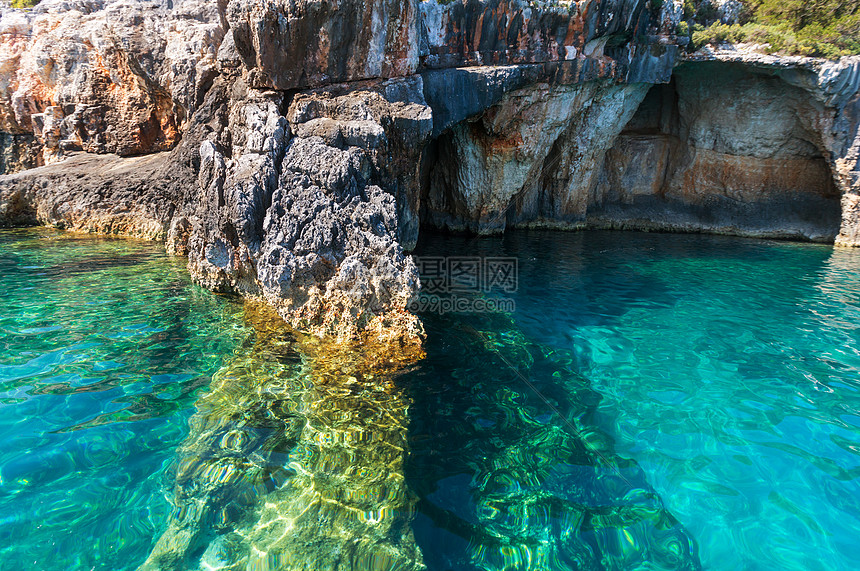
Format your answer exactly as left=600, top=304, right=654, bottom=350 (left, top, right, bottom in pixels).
left=681, top=49, right=860, bottom=244
left=227, top=0, right=420, bottom=90
left=420, top=0, right=657, bottom=69
left=180, top=75, right=429, bottom=343
left=258, top=136, right=421, bottom=341
left=258, top=77, right=431, bottom=341
left=589, top=61, right=845, bottom=241
left=0, top=0, right=225, bottom=165
left=425, top=79, right=648, bottom=233
left=185, top=82, right=288, bottom=296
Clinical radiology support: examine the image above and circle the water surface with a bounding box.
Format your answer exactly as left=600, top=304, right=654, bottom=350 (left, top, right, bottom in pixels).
left=2, top=228, right=860, bottom=570
left=0, top=229, right=249, bottom=569
left=409, top=230, right=860, bottom=570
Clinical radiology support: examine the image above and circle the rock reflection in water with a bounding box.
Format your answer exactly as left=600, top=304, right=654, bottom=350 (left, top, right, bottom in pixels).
left=142, top=304, right=425, bottom=571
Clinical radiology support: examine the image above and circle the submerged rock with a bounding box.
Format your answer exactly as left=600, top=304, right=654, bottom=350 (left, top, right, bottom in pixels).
left=399, top=307, right=702, bottom=570
left=141, top=302, right=701, bottom=571
left=140, top=304, right=425, bottom=571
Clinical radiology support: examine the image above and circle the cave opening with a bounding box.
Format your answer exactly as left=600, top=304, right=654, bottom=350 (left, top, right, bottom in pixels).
left=418, top=61, right=842, bottom=246
left=587, top=61, right=842, bottom=242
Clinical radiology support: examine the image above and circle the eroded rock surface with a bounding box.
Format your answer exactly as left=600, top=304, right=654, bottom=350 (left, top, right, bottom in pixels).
left=672, top=48, right=860, bottom=244
left=180, top=75, right=431, bottom=342
left=1, top=0, right=860, bottom=343
left=589, top=61, right=844, bottom=241
left=0, top=0, right=226, bottom=165
left=425, top=78, right=649, bottom=233
left=227, top=0, right=420, bottom=90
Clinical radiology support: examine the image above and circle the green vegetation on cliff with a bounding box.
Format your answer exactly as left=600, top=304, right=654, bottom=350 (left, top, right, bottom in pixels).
left=10, top=0, right=40, bottom=7
left=682, top=0, right=860, bottom=58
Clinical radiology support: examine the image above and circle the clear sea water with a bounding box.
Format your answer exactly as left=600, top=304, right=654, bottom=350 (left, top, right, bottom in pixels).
left=0, top=229, right=250, bottom=569
left=1, top=228, right=859, bottom=570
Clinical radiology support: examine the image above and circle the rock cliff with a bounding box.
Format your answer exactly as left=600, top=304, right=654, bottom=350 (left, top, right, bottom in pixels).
left=0, top=0, right=859, bottom=343
left=2, top=3, right=857, bottom=570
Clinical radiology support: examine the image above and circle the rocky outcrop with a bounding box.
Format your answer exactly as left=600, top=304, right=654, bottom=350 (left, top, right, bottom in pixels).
left=0, top=67, right=230, bottom=235
left=0, top=0, right=225, bottom=166
left=2, top=0, right=860, bottom=345
left=179, top=75, right=431, bottom=342
left=0, top=151, right=179, bottom=236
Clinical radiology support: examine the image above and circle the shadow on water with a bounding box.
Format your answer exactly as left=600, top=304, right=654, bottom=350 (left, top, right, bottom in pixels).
left=400, top=310, right=701, bottom=570
left=400, top=229, right=704, bottom=570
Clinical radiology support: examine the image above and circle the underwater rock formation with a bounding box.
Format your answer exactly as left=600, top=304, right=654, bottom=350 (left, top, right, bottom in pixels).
left=142, top=301, right=702, bottom=570
left=0, top=0, right=859, bottom=342
left=405, top=310, right=702, bottom=570
left=140, top=305, right=425, bottom=571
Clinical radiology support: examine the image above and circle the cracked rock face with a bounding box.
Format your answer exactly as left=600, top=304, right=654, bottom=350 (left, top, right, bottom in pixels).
left=182, top=76, right=430, bottom=343
left=0, top=0, right=225, bottom=165
left=257, top=135, right=422, bottom=341
left=227, top=0, right=420, bottom=90
left=421, top=0, right=657, bottom=69
left=286, top=77, right=433, bottom=250
left=425, top=79, right=649, bottom=233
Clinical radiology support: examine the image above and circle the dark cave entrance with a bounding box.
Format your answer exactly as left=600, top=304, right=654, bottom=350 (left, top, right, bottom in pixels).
left=416, top=61, right=842, bottom=246
left=587, top=61, right=842, bottom=242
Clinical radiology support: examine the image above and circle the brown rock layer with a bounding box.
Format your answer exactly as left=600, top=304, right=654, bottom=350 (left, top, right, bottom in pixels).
left=587, top=61, right=845, bottom=241
left=0, top=0, right=225, bottom=165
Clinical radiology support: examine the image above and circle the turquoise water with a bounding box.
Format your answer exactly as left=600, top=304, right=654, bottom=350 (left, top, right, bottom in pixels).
left=0, top=229, right=249, bottom=569
left=1, top=228, right=859, bottom=570
left=408, top=231, right=860, bottom=570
